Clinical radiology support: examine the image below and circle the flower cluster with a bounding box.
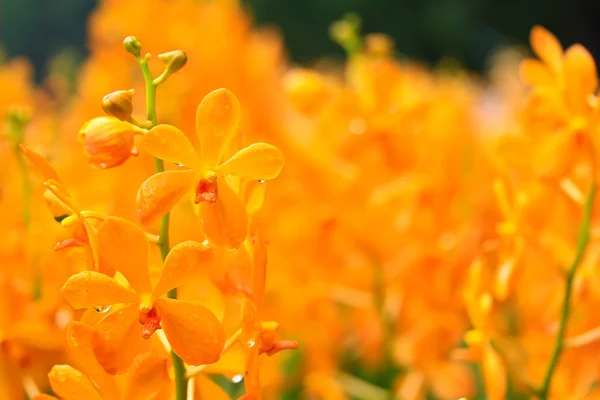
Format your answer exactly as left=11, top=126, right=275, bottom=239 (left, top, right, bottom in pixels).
left=2, top=1, right=600, bottom=399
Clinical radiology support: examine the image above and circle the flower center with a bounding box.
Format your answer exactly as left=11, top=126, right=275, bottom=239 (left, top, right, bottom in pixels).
left=139, top=306, right=161, bottom=339
left=195, top=179, right=218, bottom=204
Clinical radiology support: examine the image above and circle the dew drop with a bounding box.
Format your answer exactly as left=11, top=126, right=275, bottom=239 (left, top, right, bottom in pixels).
left=246, top=339, right=256, bottom=348
left=258, top=179, right=265, bottom=184
left=98, top=163, right=108, bottom=169
left=93, top=304, right=112, bottom=313
left=232, top=374, right=243, bottom=384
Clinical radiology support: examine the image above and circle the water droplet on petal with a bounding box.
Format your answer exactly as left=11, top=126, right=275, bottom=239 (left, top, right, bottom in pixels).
left=246, top=339, right=256, bottom=348
left=258, top=179, right=265, bottom=184
left=93, top=304, right=112, bottom=313
left=232, top=374, right=243, bottom=383
left=98, top=163, right=108, bottom=169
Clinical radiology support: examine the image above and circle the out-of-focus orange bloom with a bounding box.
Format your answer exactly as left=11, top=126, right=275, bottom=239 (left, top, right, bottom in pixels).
left=496, top=25, right=598, bottom=180
left=489, top=179, right=526, bottom=301
left=136, top=88, right=284, bottom=249
left=0, top=58, right=35, bottom=117
left=462, top=260, right=508, bottom=400
left=60, top=217, right=224, bottom=373
left=304, top=371, right=347, bottom=400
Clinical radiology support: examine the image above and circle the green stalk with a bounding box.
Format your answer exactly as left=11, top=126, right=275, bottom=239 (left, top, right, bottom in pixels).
left=8, top=114, right=40, bottom=301
left=17, top=150, right=41, bottom=301
left=139, top=54, right=186, bottom=400
left=538, top=182, right=597, bottom=399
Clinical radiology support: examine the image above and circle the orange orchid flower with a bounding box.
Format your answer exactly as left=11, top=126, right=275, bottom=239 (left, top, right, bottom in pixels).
left=136, top=88, right=284, bottom=250
left=60, top=216, right=225, bottom=374
left=35, top=322, right=170, bottom=400
left=239, top=232, right=298, bottom=399
left=20, top=145, right=114, bottom=275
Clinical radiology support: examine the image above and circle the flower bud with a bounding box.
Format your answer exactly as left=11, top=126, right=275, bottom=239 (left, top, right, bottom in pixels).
left=365, top=34, right=394, bottom=57
left=123, top=36, right=142, bottom=58
left=78, top=117, right=138, bottom=169
left=158, top=50, right=188, bottom=76
left=330, top=13, right=362, bottom=55
left=102, top=89, right=134, bottom=121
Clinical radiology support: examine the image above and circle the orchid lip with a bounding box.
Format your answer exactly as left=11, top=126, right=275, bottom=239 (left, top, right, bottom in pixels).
left=139, top=305, right=161, bottom=339
left=194, top=179, right=218, bottom=204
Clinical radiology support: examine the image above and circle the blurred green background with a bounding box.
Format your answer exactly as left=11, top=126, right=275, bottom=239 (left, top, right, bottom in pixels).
left=1, top=0, right=599, bottom=80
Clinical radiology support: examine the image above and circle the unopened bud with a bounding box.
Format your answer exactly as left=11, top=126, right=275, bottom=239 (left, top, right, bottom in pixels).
left=102, top=89, right=134, bottom=121
left=330, top=13, right=362, bottom=55
left=78, top=117, right=138, bottom=169
left=123, top=36, right=142, bottom=58
left=157, top=50, right=188, bottom=78
left=365, top=33, right=394, bottom=57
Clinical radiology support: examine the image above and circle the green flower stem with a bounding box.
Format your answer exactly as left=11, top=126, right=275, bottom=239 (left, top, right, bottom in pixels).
left=138, top=53, right=186, bottom=400
left=17, top=149, right=41, bottom=301
left=371, top=253, right=398, bottom=393
left=139, top=55, right=158, bottom=126
left=336, top=371, right=390, bottom=400
left=17, top=148, right=41, bottom=301
left=538, top=182, right=597, bottom=399
left=8, top=115, right=40, bottom=301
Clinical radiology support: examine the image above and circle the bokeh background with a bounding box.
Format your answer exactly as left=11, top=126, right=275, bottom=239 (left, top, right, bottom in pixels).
left=2, top=1, right=600, bottom=399
left=2, top=0, right=600, bottom=80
